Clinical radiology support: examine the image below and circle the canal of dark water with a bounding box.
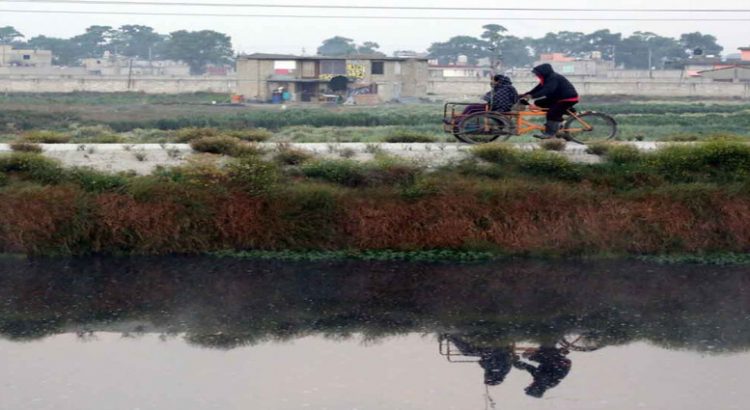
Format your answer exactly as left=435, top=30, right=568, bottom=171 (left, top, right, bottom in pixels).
left=1, top=257, right=749, bottom=409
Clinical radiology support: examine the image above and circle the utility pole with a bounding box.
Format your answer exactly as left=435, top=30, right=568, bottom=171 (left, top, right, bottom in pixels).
left=648, top=48, right=653, bottom=79
left=127, top=59, right=133, bottom=90
left=611, top=45, right=616, bottom=68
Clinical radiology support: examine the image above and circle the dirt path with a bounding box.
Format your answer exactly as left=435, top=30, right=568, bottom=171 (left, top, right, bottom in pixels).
left=0, top=142, right=666, bottom=174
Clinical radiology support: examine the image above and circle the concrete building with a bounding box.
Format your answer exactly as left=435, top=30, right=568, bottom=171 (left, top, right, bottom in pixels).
left=699, top=66, right=750, bottom=82
left=236, top=53, right=429, bottom=103
left=0, top=45, right=52, bottom=67
left=82, top=54, right=190, bottom=76
left=696, top=47, right=750, bottom=82
left=533, top=53, right=616, bottom=77
left=428, top=65, right=492, bottom=79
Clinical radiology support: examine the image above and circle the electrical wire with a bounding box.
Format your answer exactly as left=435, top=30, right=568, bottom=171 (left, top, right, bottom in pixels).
left=2, top=8, right=750, bottom=21
left=2, top=0, right=750, bottom=13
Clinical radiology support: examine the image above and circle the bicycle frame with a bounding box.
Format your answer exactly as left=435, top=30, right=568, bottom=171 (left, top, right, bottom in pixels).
left=438, top=337, right=568, bottom=363
left=507, top=108, right=592, bottom=136
left=444, top=102, right=594, bottom=137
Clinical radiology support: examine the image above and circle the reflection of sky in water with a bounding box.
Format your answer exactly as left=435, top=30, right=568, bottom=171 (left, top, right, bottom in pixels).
left=1, top=333, right=747, bottom=410
left=1, top=257, right=749, bottom=409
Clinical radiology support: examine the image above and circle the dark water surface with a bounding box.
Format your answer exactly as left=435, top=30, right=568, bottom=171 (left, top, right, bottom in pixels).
left=1, top=257, right=749, bottom=410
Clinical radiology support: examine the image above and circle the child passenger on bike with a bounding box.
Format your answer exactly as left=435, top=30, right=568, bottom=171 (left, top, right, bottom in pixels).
left=520, top=63, right=579, bottom=139
left=462, top=74, right=518, bottom=116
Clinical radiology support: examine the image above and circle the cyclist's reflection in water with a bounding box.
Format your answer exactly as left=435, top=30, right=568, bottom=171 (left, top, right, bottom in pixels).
left=444, top=336, right=573, bottom=398
left=513, top=345, right=572, bottom=398
left=446, top=336, right=514, bottom=386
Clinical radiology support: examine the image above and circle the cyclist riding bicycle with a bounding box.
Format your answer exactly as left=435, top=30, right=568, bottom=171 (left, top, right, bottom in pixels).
left=520, top=63, right=579, bottom=139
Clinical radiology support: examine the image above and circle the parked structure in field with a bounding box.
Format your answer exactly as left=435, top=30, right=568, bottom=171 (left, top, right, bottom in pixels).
left=236, top=53, right=429, bottom=103
left=0, top=45, right=52, bottom=67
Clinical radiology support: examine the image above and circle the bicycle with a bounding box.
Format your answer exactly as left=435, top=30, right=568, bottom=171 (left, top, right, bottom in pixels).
left=438, top=331, right=604, bottom=363
left=442, top=99, right=618, bottom=145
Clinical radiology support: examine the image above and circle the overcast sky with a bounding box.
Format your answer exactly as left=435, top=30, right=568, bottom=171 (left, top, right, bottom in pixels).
left=1, top=0, right=749, bottom=56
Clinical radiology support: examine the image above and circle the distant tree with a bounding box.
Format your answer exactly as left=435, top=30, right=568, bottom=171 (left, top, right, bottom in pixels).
left=480, top=24, right=507, bottom=49
left=69, top=25, right=116, bottom=58
left=356, top=41, right=385, bottom=56
left=161, top=30, right=233, bottom=74
left=25, top=35, right=80, bottom=65
left=112, top=25, right=165, bottom=59
left=616, top=31, right=686, bottom=69
left=679, top=32, right=723, bottom=56
left=317, top=36, right=357, bottom=56
left=0, top=26, right=24, bottom=44
left=428, top=35, right=489, bottom=65
left=531, top=31, right=588, bottom=57
left=583, top=29, right=622, bottom=60
left=497, top=36, right=533, bottom=67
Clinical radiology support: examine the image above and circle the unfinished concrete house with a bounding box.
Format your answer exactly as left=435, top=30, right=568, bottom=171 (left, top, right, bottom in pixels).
left=236, top=53, right=428, bottom=103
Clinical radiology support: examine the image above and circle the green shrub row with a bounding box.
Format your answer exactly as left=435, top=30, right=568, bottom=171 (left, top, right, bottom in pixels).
left=301, top=158, right=420, bottom=187
left=0, top=153, right=127, bottom=191
left=3, top=141, right=750, bottom=196
left=471, top=140, right=750, bottom=185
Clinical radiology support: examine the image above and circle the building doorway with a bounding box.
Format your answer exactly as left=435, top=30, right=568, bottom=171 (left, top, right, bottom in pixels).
left=300, top=83, right=318, bottom=102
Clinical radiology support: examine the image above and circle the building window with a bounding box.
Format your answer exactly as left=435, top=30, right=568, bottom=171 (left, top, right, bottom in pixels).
left=320, top=60, right=346, bottom=75
left=371, top=61, right=385, bottom=75
left=301, top=61, right=317, bottom=78
left=23, top=55, right=31, bottom=60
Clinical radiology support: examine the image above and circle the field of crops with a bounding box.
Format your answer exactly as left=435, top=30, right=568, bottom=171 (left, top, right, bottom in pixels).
left=1, top=93, right=749, bottom=143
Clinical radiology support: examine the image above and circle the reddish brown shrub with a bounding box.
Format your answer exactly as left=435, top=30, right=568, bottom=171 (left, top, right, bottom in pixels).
left=0, top=186, right=90, bottom=254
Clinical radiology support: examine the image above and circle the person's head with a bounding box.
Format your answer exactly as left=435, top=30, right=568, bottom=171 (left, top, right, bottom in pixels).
left=532, top=63, right=554, bottom=80
left=491, top=74, right=512, bottom=87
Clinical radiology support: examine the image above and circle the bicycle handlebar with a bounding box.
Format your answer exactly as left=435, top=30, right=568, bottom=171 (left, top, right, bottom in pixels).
left=520, top=95, right=547, bottom=103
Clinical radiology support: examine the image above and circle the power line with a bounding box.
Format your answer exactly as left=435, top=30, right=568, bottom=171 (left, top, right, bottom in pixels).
left=3, top=8, right=750, bottom=21
left=3, top=0, right=750, bottom=13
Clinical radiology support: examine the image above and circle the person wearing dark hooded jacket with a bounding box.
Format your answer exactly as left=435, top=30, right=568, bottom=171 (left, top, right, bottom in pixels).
left=460, top=74, right=518, bottom=116
left=447, top=335, right=514, bottom=387
left=513, top=346, right=572, bottom=398
left=521, top=63, right=579, bottom=139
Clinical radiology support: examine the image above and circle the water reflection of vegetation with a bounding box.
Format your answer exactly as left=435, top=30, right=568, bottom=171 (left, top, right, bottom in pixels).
left=0, top=257, right=748, bottom=353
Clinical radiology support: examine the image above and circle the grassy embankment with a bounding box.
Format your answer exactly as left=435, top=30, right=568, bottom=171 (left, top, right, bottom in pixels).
left=1, top=138, right=750, bottom=258
left=1, top=92, right=749, bottom=143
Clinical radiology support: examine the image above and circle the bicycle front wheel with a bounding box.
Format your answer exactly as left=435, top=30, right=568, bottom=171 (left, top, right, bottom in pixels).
left=563, top=112, right=617, bottom=143
left=455, top=112, right=513, bottom=144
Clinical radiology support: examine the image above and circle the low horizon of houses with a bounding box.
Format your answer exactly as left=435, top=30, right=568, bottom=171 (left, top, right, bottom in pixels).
left=2, top=42, right=750, bottom=82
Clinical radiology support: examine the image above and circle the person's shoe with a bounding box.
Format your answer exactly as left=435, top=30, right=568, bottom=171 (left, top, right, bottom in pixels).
left=534, top=121, right=562, bottom=139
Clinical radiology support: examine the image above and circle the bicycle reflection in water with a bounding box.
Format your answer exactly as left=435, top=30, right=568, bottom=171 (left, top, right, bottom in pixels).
left=439, top=332, right=602, bottom=400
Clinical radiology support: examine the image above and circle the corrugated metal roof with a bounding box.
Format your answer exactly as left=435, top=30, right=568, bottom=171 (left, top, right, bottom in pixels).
left=698, top=65, right=750, bottom=74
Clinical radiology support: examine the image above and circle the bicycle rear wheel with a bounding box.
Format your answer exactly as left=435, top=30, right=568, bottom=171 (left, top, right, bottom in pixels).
left=454, top=112, right=513, bottom=144
left=563, top=112, right=617, bottom=143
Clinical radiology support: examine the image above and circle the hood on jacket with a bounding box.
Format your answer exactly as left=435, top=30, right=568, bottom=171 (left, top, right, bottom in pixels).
left=532, top=64, right=554, bottom=79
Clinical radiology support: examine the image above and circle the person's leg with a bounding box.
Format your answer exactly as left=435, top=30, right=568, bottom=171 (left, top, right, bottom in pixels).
left=462, top=104, right=486, bottom=116
left=535, top=102, right=568, bottom=138
left=512, top=360, right=537, bottom=373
